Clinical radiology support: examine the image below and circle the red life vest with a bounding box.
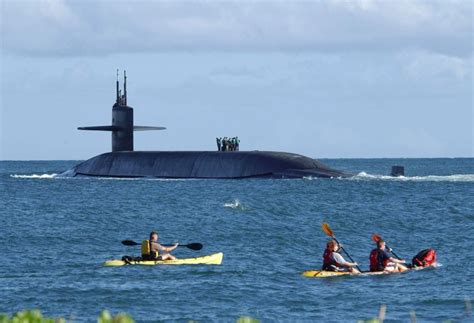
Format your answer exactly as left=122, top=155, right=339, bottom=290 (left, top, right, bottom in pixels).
left=369, top=248, right=388, bottom=272
left=412, top=249, right=437, bottom=267
left=322, top=249, right=341, bottom=271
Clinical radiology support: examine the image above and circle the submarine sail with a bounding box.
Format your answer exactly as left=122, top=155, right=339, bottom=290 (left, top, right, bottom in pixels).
left=78, top=70, right=166, bottom=152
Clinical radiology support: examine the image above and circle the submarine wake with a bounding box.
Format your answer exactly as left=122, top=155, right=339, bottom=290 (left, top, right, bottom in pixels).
left=349, top=172, right=474, bottom=182
left=10, top=173, right=58, bottom=179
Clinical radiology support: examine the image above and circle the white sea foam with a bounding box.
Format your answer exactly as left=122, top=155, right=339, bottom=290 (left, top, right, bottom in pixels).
left=224, top=199, right=244, bottom=210
left=10, top=173, right=58, bottom=179
left=13, top=173, right=200, bottom=181
left=302, top=176, right=320, bottom=181
left=349, top=172, right=474, bottom=182
left=95, top=177, right=198, bottom=181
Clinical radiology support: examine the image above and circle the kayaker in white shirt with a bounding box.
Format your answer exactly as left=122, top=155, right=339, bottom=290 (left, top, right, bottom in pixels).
left=322, top=240, right=360, bottom=273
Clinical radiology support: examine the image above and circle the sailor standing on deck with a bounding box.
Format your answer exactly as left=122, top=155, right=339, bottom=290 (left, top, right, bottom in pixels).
left=222, top=137, right=228, bottom=151
left=322, top=240, right=360, bottom=273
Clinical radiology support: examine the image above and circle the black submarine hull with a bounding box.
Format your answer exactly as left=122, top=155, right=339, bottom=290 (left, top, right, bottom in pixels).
left=64, top=151, right=350, bottom=179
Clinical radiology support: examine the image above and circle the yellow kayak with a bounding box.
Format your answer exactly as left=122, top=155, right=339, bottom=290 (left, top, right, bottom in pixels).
left=302, top=270, right=397, bottom=278
left=302, top=265, right=435, bottom=278
left=104, top=252, right=223, bottom=267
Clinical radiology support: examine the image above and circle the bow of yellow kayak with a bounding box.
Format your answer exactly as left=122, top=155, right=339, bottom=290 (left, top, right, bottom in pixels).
left=104, top=252, right=224, bottom=267
left=302, top=270, right=352, bottom=278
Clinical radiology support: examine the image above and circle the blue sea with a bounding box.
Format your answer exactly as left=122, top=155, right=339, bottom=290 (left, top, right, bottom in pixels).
left=1, top=158, right=473, bottom=322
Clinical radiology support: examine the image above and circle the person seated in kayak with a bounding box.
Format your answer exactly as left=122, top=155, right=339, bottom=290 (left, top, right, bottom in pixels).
left=142, top=231, right=179, bottom=261
left=322, top=240, right=360, bottom=273
left=369, top=240, right=407, bottom=272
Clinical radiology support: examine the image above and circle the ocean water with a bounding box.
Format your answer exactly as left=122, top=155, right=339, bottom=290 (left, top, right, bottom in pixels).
left=1, top=158, right=473, bottom=322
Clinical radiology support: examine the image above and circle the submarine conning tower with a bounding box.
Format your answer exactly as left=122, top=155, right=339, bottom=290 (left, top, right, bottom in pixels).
left=78, top=70, right=165, bottom=152
left=112, top=70, right=133, bottom=151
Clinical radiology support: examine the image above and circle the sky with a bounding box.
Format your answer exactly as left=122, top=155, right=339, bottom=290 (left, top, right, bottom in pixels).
left=1, top=0, right=473, bottom=160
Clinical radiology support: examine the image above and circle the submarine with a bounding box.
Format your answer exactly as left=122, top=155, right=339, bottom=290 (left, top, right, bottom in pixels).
left=62, top=71, right=349, bottom=179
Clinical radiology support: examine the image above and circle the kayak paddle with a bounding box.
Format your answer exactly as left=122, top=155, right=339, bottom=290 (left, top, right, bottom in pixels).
left=321, top=223, right=362, bottom=272
left=121, top=240, right=203, bottom=251
left=371, top=234, right=402, bottom=260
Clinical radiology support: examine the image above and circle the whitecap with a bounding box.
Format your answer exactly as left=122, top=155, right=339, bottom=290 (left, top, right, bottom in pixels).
left=10, top=173, right=58, bottom=179
left=347, top=173, right=474, bottom=182
left=224, top=199, right=244, bottom=210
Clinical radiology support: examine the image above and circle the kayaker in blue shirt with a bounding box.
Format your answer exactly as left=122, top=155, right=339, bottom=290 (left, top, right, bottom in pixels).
left=322, top=240, right=360, bottom=273
left=369, top=240, right=407, bottom=272
left=150, top=231, right=179, bottom=261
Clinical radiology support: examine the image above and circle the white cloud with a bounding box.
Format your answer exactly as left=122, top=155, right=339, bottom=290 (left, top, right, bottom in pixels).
left=1, top=0, right=472, bottom=57
left=401, top=51, right=473, bottom=80
left=39, top=0, right=79, bottom=25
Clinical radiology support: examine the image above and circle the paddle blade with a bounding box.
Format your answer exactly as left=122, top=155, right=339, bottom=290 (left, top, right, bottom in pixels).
left=186, top=243, right=203, bottom=251
left=121, top=240, right=140, bottom=246
left=321, top=223, right=334, bottom=237
left=372, top=234, right=382, bottom=242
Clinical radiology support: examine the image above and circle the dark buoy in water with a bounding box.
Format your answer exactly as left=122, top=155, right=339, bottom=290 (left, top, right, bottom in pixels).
left=391, top=166, right=405, bottom=177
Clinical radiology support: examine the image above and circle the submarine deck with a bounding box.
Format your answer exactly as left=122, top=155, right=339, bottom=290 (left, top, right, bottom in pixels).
left=68, top=150, right=349, bottom=179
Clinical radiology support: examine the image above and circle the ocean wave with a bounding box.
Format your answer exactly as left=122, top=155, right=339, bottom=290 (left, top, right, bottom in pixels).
left=15, top=173, right=201, bottom=181
left=302, top=176, right=320, bottom=181
left=224, top=199, right=245, bottom=210
left=10, top=173, right=58, bottom=179
left=94, top=177, right=193, bottom=181
left=349, top=172, right=474, bottom=182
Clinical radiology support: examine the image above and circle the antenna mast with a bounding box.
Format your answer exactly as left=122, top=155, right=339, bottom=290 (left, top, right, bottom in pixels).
left=124, top=70, right=127, bottom=106
left=116, top=69, right=119, bottom=104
